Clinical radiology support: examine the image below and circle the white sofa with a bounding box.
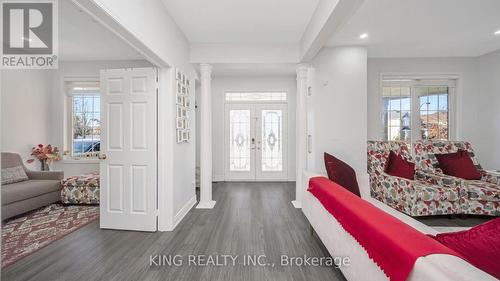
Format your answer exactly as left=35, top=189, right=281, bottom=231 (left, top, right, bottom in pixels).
left=301, top=171, right=496, bottom=281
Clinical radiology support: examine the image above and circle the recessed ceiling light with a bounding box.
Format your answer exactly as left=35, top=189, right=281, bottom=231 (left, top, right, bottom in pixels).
left=359, top=33, right=368, bottom=39
left=495, top=30, right=500, bottom=36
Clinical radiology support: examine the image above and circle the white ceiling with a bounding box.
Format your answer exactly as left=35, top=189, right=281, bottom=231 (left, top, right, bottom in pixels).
left=59, top=1, right=144, bottom=61
left=161, top=0, right=320, bottom=44
left=327, top=0, right=500, bottom=58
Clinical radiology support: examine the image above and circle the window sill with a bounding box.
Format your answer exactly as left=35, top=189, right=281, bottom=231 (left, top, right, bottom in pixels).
left=62, top=158, right=99, bottom=164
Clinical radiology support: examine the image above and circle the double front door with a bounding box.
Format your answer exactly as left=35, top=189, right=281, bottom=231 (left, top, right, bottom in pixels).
left=225, top=103, right=287, bottom=181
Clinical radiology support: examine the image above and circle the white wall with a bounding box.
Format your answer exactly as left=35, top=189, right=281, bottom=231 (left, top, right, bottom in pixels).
left=367, top=57, right=480, bottom=145
left=1, top=70, right=55, bottom=170
left=478, top=50, right=500, bottom=169
left=210, top=75, right=297, bottom=181
left=309, top=47, right=368, bottom=174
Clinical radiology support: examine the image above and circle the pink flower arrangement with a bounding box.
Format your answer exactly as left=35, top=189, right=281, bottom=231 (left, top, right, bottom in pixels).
left=27, top=144, right=61, bottom=164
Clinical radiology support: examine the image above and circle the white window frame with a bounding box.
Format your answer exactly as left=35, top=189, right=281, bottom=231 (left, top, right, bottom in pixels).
left=65, top=80, right=101, bottom=159
left=379, top=74, right=458, bottom=142
left=225, top=91, right=287, bottom=103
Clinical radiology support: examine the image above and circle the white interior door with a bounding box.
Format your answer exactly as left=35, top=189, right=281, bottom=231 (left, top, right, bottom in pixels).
left=224, top=103, right=287, bottom=181
left=100, top=67, right=157, bottom=232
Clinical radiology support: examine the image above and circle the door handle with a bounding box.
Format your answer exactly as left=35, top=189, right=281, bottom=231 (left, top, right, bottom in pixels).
left=98, top=153, right=107, bottom=160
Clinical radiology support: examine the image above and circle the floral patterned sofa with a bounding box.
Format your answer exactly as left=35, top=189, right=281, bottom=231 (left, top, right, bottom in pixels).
left=414, top=141, right=500, bottom=216
left=367, top=141, right=461, bottom=216
left=60, top=173, right=100, bottom=204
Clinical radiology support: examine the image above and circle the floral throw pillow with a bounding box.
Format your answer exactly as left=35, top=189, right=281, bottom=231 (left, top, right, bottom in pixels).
left=1, top=166, right=29, bottom=185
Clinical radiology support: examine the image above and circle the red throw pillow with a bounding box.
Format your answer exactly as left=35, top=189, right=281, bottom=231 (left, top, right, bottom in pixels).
left=324, top=153, right=360, bottom=197
left=431, top=218, right=500, bottom=279
left=435, top=149, right=481, bottom=180
left=384, top=151, right=415, bottom=180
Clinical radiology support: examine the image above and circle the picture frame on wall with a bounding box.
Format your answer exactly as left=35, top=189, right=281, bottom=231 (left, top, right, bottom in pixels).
left=176, top=118, right=184, bottom=129
left=177, top=106, right=183, bottom=118
left=177, top=130, right=183, bottom=143
left=176, top=68, right=182, bottom=81
left=182, top=130, right=189, bottom=141
left=181, top=107, right=187, bottom=117
left=177, top=82, right=182, bottom=94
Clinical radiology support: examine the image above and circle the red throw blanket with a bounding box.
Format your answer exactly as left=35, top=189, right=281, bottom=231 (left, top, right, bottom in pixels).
left=308, top=177, right=462, bottom=281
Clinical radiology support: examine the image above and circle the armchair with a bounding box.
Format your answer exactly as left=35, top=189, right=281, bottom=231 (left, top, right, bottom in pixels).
left=414, top=140, right=500, bottom=216
left=368, top=141, right=461, bottom=216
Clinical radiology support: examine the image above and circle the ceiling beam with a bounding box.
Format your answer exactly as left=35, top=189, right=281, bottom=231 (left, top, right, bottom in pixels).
left=300, top=0, right=365, bottom=62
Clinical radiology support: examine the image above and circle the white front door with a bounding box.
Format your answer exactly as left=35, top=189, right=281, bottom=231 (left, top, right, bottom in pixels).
left=224, top=103, right=287, bottom=181
left=99, top=67, right=158, bottom=232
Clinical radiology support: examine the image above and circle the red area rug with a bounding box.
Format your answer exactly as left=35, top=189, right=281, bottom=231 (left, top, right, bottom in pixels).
left=1, top=204, right=99, bottom=267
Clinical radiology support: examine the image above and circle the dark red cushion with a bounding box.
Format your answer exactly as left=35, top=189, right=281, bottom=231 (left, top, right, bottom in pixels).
left=435, top=149, right=481, bottom=180
left=431, top=218, right=500, bottom=279
left=324, top=153, right=360, bottom=197
left=384, top=151, right=415, bottom=180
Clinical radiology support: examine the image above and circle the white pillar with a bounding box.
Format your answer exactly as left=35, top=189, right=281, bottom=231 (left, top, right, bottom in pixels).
left=292, top=64, right=309, bottom=208
left=196, top=63, right=216, bottom=209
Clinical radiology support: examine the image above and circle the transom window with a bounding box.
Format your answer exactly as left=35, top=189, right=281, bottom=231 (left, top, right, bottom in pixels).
left=225, top=92, right=287, bottom=102
left=67, top=82, right=101, bottom=158
left=381, top=77, right=455, bottom=142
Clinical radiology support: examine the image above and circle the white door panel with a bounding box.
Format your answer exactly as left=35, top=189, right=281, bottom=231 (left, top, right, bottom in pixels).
left=100, top=67, right=157, bottom=232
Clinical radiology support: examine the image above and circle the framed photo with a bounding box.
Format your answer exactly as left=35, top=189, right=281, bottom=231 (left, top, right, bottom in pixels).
left=183, top=96, right=190, bottom=107
left=176, top=118, right=184, bottom=129
left=182, top=130, right=190, bottom=141
left=180, top=107, right=188, bottom=118
left=177, top=82, right=182, bottom=94
left=177, top=106, right=183, bottom=118
left=176, top=130, right=183, bottom=143
left=176, top=68, right=182, bottom=81
left=181, top=86, right=187, bottom=95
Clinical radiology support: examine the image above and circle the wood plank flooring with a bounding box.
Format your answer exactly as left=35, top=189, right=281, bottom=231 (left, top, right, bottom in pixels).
left=2, top=182, right=346, bottom=281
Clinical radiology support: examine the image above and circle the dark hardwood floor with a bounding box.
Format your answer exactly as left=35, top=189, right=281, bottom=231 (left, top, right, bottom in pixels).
left=416, top=215, right=492, bottom=227
left=2, top=182, right=346, bottom=281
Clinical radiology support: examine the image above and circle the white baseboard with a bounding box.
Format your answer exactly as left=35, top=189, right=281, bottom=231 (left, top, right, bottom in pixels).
left=172, top=195, right=197, bottom=230
left=291, top=200, right=302, bottom=208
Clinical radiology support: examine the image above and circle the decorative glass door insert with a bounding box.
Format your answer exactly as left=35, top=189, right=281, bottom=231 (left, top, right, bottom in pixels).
left=225, top=103, right=287, bottom=181
left=229, top=110, right=251, bottom=171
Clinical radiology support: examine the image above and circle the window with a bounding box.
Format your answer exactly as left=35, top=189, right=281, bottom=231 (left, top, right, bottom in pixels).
left=417, top=87, right=449, bottom=140
left=225, top=92, right=287, bottom=102
left=381, top=77, right=454, bottom=142
left=67, top=83, right=101, bottom=158
left=382, top=86, right=411, bottom=141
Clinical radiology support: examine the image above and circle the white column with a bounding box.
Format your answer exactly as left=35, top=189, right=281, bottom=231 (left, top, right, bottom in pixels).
left=292, top=64, right=309, bottom=208
left=196, top=63, right=216, bottom=209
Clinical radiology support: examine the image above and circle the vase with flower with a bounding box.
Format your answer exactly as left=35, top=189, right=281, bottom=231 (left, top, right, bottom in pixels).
left=27, top=144, right=62, bottom=171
